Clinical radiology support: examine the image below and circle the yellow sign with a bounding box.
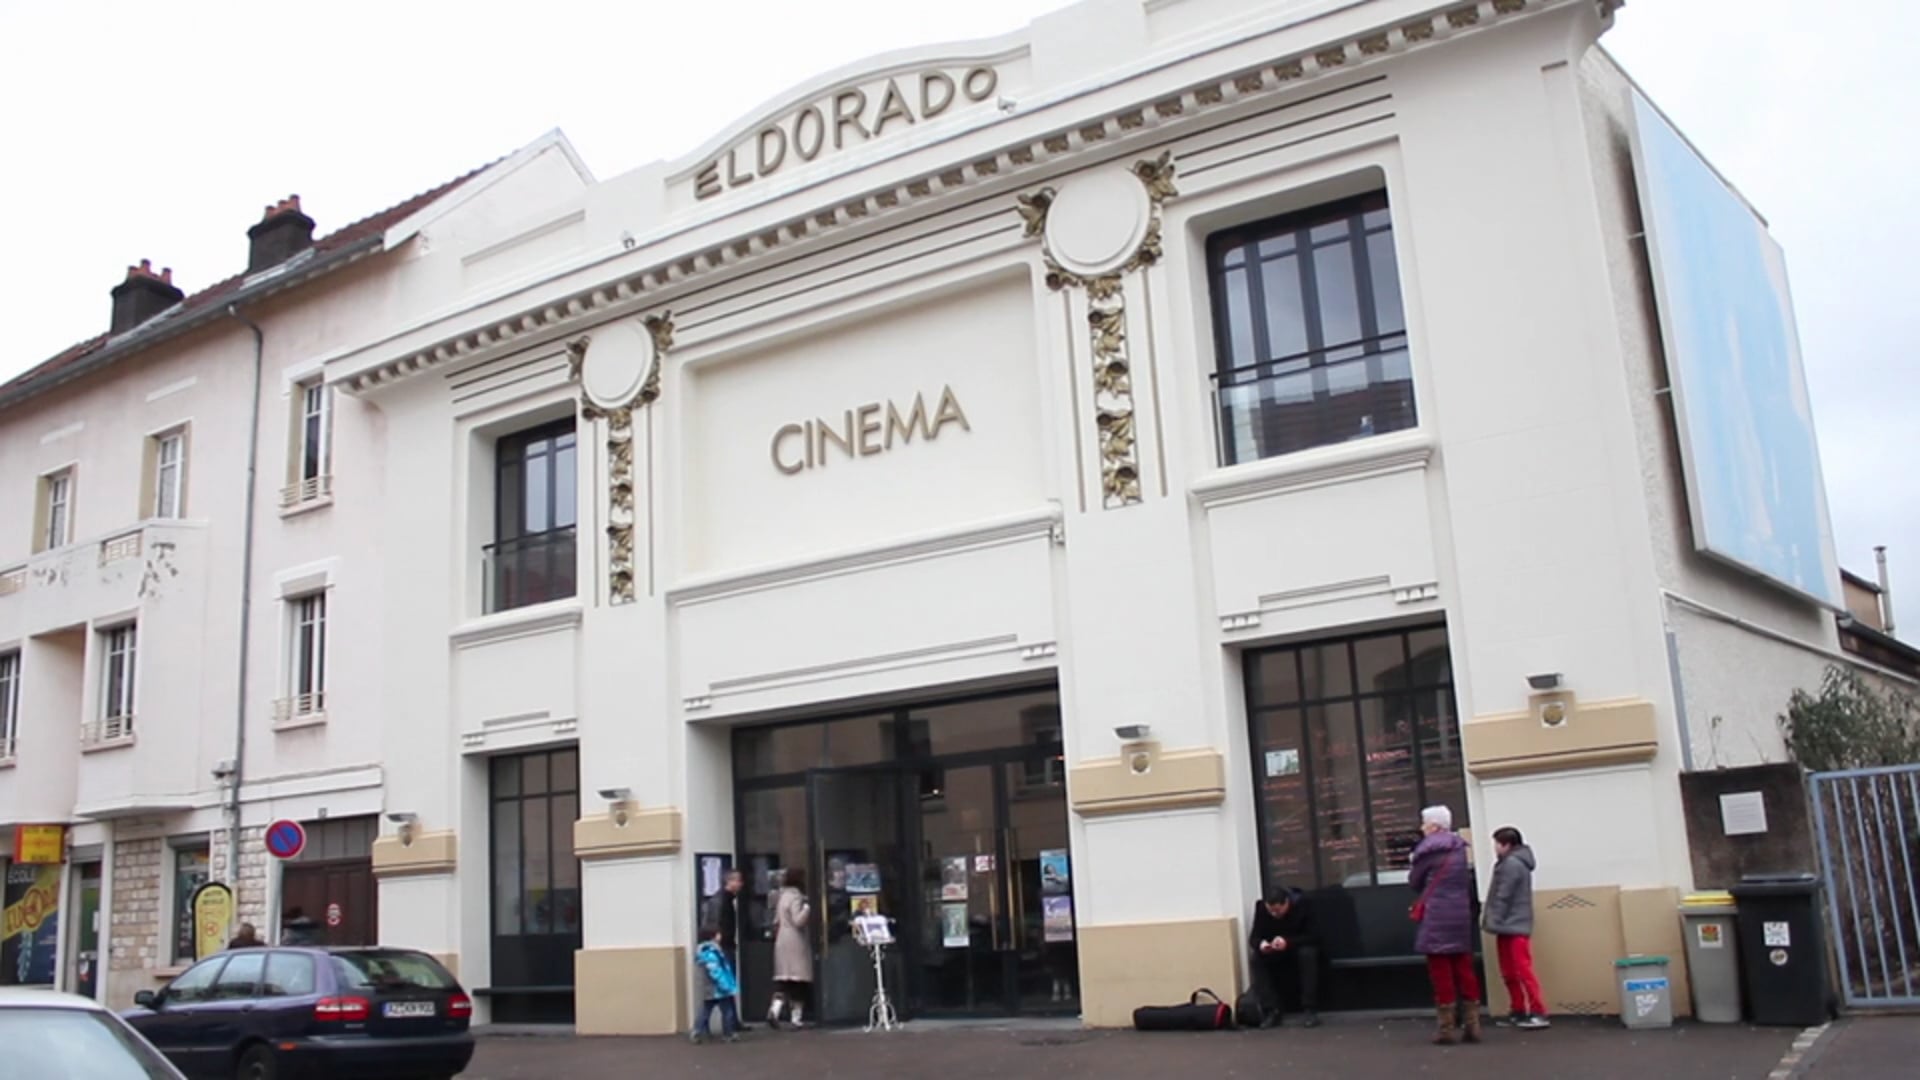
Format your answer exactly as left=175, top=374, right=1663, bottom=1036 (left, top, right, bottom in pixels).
left=190, top=883, right=235, bottom=961
left=2, top=866, right=60, bottom=940
left=11, top=824, right=66, bottom=865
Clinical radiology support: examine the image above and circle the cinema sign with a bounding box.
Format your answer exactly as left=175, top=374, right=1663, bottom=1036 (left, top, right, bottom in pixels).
left=694, top=65, right=1001, bottom=200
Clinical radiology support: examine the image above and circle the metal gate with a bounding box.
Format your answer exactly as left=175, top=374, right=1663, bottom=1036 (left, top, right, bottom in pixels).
left=1811, top=764, right=1920, bottom=1007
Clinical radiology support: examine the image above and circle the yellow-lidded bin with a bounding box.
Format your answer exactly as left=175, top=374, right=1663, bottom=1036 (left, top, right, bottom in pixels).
left=1680, top=891, right=1741, bottom=1023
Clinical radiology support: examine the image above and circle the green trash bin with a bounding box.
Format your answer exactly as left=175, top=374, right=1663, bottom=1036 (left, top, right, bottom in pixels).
left=1616, top=956, right=1673, bottom=1029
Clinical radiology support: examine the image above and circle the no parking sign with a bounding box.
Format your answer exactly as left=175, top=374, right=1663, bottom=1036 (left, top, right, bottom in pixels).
left=265, top=820, right=307, bottom=860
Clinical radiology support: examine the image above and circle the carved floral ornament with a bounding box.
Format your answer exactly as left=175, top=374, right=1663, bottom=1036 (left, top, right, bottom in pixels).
left=1018, top=151, right=1177, bottom=508
left=565, top=313, right=674, bottom=604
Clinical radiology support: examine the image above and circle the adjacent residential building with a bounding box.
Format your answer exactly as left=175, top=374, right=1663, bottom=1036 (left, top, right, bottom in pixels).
left=0, top=133, right=592, bottom=1005
left=5, top=0, right=1914, bottom=1033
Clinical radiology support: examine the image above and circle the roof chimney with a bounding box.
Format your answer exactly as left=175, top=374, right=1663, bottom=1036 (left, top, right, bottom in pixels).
left=247, top=194, right=316, bottom=272
left=109, top=259, right=186, bottom=335
left=1876, top=545, right=1896, bottom=637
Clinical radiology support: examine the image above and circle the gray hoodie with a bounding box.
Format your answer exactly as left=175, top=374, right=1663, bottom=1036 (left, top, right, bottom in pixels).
left=1482, top=844, right=1537, bottom=936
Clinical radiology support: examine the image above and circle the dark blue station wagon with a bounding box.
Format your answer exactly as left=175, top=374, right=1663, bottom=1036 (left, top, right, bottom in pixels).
left=123, top=947, right=474, bottom=1080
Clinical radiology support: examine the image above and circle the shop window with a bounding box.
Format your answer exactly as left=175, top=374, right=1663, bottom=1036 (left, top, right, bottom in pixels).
left=1245, top=627, right=1463, bottom=891
left=171, top=845, right=210, bottom=964
left=1207, top=192, right=1415, bottom=465
left=485, top=419, right=577, bottom=613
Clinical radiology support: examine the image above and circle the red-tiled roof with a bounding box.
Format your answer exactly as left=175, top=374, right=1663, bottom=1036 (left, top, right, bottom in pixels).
left=1, top=162, right=494, bottom=407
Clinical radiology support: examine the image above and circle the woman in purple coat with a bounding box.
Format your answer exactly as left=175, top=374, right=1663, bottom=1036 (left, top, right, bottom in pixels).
left=1409, top=805, right=1481, bottom=1045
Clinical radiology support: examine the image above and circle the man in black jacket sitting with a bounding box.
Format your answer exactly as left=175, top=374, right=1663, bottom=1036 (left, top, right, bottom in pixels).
left=1248, top=887, right=1322, bottom=1027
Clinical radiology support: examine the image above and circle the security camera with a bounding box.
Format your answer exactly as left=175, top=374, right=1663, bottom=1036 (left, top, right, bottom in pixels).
left=211, top=759, right=237, bottom=779
left=1526, top=673, right=1563, bottom=691
left=1114, top=723, right=1152, bottom=741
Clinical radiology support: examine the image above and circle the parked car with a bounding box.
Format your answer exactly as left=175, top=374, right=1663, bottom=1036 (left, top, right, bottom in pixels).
left=123, top=947, right=475, bottom=1080
left=0, top=986, right=186, bottom=1079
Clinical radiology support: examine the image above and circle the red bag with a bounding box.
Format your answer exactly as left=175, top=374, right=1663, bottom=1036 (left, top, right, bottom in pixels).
left=1410, top=850, right=1452, bottom=922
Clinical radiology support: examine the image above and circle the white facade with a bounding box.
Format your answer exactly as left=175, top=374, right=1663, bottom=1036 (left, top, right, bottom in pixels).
left=6, top=0, right=1903, bottom=1030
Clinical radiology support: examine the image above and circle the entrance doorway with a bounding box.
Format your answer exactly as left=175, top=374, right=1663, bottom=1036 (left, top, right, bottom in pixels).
left=279, top=816, right=378, bottom=948
left=67, top=862, right=101, bottom=999
left=734, top=687, right=1077, bottom=1022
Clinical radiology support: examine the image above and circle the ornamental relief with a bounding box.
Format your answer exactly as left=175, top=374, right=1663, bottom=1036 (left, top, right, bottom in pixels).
left=1018, top=151, right=1176, bottom=509
left=566, top=312, right=673, bottom=604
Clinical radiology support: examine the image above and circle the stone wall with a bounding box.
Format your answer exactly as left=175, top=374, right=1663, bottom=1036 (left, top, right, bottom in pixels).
left=212, top=825, right=269, bottom=930
left=106, top=836, right=161, bottom=1008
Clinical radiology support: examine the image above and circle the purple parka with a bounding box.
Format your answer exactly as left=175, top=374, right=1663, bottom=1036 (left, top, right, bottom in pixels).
left=1408, top=830, right=1475, bottom=955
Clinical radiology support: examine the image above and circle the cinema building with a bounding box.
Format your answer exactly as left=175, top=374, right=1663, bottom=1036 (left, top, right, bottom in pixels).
left=301, top=0, right=1893, bottom=1031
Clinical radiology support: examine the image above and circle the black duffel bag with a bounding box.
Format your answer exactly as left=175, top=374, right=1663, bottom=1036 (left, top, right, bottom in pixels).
left=1132, top=988, right=1234, bottom=1031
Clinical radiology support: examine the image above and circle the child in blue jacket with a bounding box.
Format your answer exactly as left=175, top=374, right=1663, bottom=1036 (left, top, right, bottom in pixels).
left=691, top=920, right=740, bottom=1043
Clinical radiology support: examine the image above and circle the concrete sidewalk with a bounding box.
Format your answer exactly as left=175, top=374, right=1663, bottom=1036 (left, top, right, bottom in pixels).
left=463, top=1015, right=1803, bottom=1079
left=1788, top=1016, right=1920, bottom=1077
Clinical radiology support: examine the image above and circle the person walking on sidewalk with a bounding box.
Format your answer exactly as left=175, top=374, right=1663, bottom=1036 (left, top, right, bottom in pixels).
left=768, top=868, right=813, bottom=1028
left=1484, top=826, right=1550, bottom=1030
left=1410, top=805, right=1481, bottom=1045
left=690, top=921, right=741, bottom=1044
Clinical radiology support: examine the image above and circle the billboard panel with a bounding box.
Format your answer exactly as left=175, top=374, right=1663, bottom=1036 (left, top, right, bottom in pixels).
left=1628, top=91, right=1842, bottom=609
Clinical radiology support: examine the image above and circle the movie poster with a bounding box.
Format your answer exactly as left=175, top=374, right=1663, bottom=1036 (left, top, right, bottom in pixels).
left=940, top=856, right=968, bottom=900
left=1, top=863, right=60, bottom=986
left=845, top=864, right=881, bottom=894
left=1038, top=850, right=1070, bottom=896
left=1042, top=895, right=1074, bottom=943
left=941, top=903, right=970, bottom=948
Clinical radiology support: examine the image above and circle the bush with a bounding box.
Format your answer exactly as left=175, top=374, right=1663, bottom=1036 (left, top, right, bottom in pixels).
left=1779, top=666, right=1920, bottom=772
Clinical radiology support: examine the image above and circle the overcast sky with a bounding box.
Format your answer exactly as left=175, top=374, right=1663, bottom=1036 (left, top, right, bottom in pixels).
left=2, top=0, right=1912, bottom=597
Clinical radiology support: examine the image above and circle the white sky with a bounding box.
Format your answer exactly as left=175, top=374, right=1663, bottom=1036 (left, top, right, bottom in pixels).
left=1, top=0, right=1913, bottom=596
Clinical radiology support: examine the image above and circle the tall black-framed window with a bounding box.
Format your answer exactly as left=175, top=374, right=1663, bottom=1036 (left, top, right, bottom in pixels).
left=1208, top=191, right=1414, bottom=465
left=486, top=419, right=577, bottom=613
left=1245, top=626, right=1464, bottom=892
left=488, top=747, right=581, bottom=1023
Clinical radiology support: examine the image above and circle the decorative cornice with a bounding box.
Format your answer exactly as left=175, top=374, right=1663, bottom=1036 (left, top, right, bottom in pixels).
left=340, top=0, right=1598, bottom=395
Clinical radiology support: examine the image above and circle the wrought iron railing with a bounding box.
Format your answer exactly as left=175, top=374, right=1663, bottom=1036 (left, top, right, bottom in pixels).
left=1210, top=338, right=1416, bottom=466
left=483, top=527, right=578, bottom=614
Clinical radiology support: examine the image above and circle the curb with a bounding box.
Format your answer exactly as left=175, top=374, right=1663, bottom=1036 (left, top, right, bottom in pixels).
left=1766, top=1020, right=1838, bottom=1080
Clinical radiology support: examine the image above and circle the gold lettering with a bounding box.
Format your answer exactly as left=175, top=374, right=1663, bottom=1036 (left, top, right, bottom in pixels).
left=933, top=385, right=971, bottom=434
left=694, top=163, right=721, bottom=200
left=817, top=410, right=854, bottom=462
left=805, top=420, right=816, bottom=468
left=724, top=147, right=752, bottom=188
left=885, top=394, right=933, bottom=448
left=963, top=67, right=998, bottom=102
left=921, top=71, right=956, bottom=118
left=794, top=105, right=826, bottom=161
left=756, top=126, right=788, bottom=176
left=833, top=89, right=870, bottom=149
left=771, top=424, right=806, bottom=474
left=856, top=403, right=883, bottom=455
left=873, top=78, right=915, bottom=135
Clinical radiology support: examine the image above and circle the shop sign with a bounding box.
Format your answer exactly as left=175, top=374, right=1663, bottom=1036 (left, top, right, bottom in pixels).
left=2, top=864, right=60, bottom=985
left=770, top=385, right=970, bottom=475
left=11, top=824, right=66, bottom=865
left=694, top=66, right=1001, bottom=200
left=190, top=882, right=235, bottom=961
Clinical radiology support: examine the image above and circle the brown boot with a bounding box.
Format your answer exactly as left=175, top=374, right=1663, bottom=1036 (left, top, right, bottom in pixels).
left=1460, top=1000, right=1483, bottom=1043
left=1432, top=1004, right=1458, bottom=1045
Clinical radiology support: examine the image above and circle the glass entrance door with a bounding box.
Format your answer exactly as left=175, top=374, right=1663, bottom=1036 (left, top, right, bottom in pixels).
left=807, top=769, right=907, bottom=1025
left=69, top=863, right=101, bottom=999
left=915, top=758, right=1077, bottom=1016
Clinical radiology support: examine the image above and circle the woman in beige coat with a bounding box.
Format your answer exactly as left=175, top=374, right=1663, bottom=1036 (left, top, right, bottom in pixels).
left=768, top=867, right=813, bottom=1027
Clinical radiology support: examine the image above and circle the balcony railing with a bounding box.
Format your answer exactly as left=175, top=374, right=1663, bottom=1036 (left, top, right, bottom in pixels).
left=483, top=527, right=578, bottom=614
left=99, top=529, right=143, bottom=566
left=0, top=566, right=23, bottom=597
left=273, top=692, right=327, bottom=725
left=281, top=474, right=334, bottom=509
left=81, top=714, right=136, bottom=747
left=1211, top=339, right=1417, bottom=466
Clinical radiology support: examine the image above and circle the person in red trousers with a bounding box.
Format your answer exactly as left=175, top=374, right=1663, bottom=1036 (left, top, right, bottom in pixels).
left=1484, top=826, right=1550, bottom=1029
left=1410, top=805, right=1481, bottom=1045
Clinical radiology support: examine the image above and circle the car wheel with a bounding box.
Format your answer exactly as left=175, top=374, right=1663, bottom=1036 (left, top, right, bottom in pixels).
left=236, top=1044, right=278, bottom=1080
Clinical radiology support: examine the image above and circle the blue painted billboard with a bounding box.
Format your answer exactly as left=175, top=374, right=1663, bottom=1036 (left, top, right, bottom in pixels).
left=1629, top=91, right=1841, bottom=608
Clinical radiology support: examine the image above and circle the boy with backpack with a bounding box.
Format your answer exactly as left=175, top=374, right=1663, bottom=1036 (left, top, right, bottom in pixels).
left=1484, top=826, right=1550, bottom=1029
left=690, top=919, right=741, bottom=1044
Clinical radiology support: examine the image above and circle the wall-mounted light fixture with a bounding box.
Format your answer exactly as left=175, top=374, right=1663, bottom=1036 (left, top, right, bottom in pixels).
left=1526, top=673, right=1572, bottom=728
left=385, top=811, right=419, bottom=847
left=1114, top=723, right=1151, bottom=742
left=1526, top=672, right=1563, bottom=692
left=599, top=787, right=636, bottom=827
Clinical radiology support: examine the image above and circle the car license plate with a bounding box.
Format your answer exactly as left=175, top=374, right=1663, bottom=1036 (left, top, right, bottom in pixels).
left=383, top=1001, right=436, bottom=1018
